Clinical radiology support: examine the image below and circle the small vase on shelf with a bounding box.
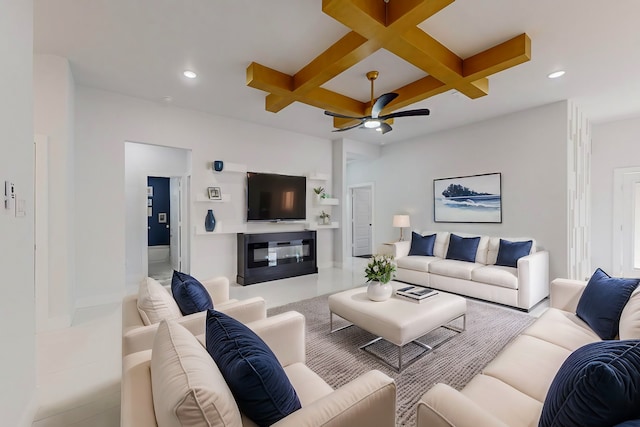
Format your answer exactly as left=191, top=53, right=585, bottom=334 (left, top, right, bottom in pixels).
left=367, top=280, right=392, bottom=302
left=205, top=209, right=216, bottom=232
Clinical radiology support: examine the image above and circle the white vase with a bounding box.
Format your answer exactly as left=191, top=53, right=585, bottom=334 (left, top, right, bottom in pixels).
left=367, top=280, right=392, bottom=302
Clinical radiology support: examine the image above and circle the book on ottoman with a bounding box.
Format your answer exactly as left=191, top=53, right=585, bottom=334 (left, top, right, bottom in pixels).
left=395, top=286, right=438, bottom=303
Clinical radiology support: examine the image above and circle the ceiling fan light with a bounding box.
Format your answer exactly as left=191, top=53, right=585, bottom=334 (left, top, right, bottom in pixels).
left=375, top=127, right=382, bottom=132
left=364, top=120, right=381, bottom=128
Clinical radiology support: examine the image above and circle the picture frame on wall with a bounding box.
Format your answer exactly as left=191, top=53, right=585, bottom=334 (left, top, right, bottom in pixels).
left=207, top=186, right=222, bottom=200
left=433, top=172, right=502, bottom=223
left=147, top=198, right=152, bottom=207
left=158, top=213, right=167, bottom=223
left=147, top=186, right=153, bottom=197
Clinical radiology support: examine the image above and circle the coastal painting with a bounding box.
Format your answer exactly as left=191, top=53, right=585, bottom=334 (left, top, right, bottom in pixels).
left=433, top=173, right=502, bottom=223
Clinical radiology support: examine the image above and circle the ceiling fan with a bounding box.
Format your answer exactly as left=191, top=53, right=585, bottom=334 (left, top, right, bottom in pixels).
left=324, top=71, right=430, bottom=135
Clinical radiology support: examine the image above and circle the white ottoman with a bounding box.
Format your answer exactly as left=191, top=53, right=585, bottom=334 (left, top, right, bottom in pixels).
left=328, top=283, right=467, bottom=371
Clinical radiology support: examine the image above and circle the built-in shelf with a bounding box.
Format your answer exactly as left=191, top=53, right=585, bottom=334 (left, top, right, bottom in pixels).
left=317, top=198, right=339, bottom=206
left=212, top=162, right=247, bottom=173
left=195, top=194, right=231, bottom=203
left=194, top=224, right=246, bottom=235
left=308, top=172, right=330, bottom=181
left=306, top=221, right=339, bottom=230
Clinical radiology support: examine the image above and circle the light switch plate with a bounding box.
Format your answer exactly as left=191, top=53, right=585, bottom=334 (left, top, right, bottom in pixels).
left=4, top=181, right=15, bottom=210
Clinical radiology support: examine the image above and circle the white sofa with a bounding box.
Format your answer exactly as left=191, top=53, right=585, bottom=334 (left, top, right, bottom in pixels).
left=121, top=311, right=397, bottom=427
left=416, top=277, right=640, bottom=427
left=122, top=276, right=266, bottom=356
left=382, top=232, right=549, bottom=310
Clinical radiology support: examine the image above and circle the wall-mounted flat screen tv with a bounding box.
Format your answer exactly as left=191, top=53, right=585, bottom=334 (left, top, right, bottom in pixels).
left=246, top=172, right=306, bottom=221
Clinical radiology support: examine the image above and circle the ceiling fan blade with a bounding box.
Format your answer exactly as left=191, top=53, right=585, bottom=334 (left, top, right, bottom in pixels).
left=371, top=93, right=398, bottom=118
left=379, top=122, right=393, bottom=134
left=332, top=122, right=364, bottom=132
left=324, top=110, right=367, bottom=120
left=379, top=108, right=430, bottom=120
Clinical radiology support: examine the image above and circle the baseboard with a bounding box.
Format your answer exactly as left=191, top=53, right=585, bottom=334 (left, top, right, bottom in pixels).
left=74, top=290, right=125, bottom=309
left=18, top=388, right=39, bottom=427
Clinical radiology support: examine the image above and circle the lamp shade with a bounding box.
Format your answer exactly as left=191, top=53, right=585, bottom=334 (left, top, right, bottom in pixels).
left=392, top=215, right=410, bottom=228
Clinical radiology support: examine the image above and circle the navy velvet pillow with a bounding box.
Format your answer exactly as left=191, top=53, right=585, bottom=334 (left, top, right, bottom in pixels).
left=576, top=268, right=640, bottom=340
left=206, top=310, right=301, bottom=426
left=171, top=270, right=213, bottom=315
left=614, top=421, right=640, bottom=427
left=408, top=232, right=436, bottom=256
left=495, top=239, right=533, bottom=268
left=446, top=234, right=480, bottom=263
left=539, top=340, right=640, bottom=427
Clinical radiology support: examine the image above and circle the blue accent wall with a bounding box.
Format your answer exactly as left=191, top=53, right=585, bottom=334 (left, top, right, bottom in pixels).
left=148, top=177, right=170, bottom=246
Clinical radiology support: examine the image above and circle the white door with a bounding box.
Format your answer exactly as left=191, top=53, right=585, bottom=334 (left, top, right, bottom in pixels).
left=352, top=187, right=372, bottom=256
left=613, top=167, right=640, bottom=277
left=169, top=177, right=181, bottom=271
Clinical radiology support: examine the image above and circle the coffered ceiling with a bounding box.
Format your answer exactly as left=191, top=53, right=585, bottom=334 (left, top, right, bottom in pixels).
left=34, top=0, right=640, bottom=144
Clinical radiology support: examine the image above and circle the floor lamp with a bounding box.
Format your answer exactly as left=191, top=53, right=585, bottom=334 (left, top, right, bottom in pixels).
left=393, top=215, right=410, bottom=241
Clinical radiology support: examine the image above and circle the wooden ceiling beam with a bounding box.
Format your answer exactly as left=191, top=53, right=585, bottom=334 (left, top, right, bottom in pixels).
left=463, top=33, right=531, bottom=79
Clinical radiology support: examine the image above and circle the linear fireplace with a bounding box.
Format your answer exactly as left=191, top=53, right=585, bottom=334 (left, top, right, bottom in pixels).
left=236, top=231, right=318, bottom=285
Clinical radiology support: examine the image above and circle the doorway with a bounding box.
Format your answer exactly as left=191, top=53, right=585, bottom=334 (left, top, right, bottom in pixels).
left=613, top=166, right=640, bottom=277
left=350, top=184, right=374, bottom=258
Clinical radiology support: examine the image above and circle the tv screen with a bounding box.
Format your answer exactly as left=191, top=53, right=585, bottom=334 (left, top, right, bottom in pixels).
left=246, top=172, right=307, bottom=221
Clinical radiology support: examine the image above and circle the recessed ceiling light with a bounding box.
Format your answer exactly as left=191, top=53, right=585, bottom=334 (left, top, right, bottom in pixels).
left=183, top=70, right=197, bottom=79
left=547, top=70, right=565, bottom=79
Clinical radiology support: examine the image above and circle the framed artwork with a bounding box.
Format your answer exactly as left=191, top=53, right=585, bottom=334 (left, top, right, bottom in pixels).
left=147, top=186, right=153, bottom=197
left=147, top=207, right=152, bottom=217
left=158, top=212, right=167, bottom=223
left=208, top=186, right=222, bottom=200
left=147, top=198, right=152, bottom=206
left=433, top=172, right=502, bottom=223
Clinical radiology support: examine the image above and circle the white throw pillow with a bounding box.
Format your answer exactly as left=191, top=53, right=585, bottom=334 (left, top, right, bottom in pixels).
left=619, top=287, right=640, bottom=340
left=151, top=320, right=242, bottom=427
left=136, top=277, right=182, bottom=325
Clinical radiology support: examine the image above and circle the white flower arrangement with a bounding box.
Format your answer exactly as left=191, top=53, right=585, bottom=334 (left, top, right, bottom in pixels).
left=364, top=254, right=397, bottom=284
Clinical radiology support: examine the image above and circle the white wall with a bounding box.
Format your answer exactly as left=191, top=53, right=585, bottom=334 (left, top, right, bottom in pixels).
left=0, top=0, right=37, bottom=424
left=591, top=116, right=640, bottom=273
left=33, top=54, right=75, bottom=325
left=347, top=101, right=570, bottom=281
left=72, top=86, right=334, bottom=302
left=124, top=142, right=191, bottom=294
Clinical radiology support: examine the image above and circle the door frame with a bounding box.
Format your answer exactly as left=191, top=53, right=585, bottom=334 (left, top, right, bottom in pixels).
left=613, top=166, right=640, bottom=277
left=348, top=182, right=375, bottom=258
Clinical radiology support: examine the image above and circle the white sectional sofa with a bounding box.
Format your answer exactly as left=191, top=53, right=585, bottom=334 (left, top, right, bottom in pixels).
left=416, top=277, right=640, bottom=427
left=382, top=231, right=549, bottom=310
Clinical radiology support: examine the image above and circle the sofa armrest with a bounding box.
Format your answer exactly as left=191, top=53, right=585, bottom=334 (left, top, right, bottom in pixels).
left=417, top=383, right=509, bottom=427
left=122, top=293, right=145, bottom=332
left=217, top=297, right=266, bottom=324
left=121, top=350, right=156, bottom=427
left=516, top=250, right=549, bottom=310
left=380, top=241, right=411, bottom=259
left=550, top=278, right=587, bottom=312
left=273, top=370, right=396, bottom=427
left=248, top=311, right=306, bottom=367
left=202, top=276, right=230, bottom=304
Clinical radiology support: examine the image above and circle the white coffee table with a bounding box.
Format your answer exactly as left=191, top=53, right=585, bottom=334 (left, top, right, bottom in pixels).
left=328, top=282, right=467, bottom=372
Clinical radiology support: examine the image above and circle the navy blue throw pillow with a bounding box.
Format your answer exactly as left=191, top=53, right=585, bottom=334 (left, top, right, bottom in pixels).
left=614, top=420, right=640, bottom=427
left=206, top=310, right=301, bottom=426
left=576, top=268, right=640, bottom=340
left=495, top=239, right=533, bottom=268
left=446, top=234, right=480, bottom=263
left=408, top=232, right=436, bottom=256
left=539, top=340, right=640, bottom=427
left=171, top=270, right=213, bottom=315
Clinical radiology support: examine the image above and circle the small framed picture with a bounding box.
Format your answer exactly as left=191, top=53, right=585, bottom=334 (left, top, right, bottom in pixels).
left=158, top=213, right=167, bottom=223
left=208, top=186, right=222, bottom=200
left=147, top=207, right=152, bottom=217
left=147, top=198, right=152, bottom=207
left=147, top=186, right=153, bottom=197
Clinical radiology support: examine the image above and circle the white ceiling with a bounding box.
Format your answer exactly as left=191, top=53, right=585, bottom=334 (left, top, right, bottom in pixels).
left=33, top=0, right=640, bottom=145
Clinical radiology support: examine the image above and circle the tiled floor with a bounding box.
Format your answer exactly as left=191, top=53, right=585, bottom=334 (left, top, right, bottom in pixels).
left=32, top=257, right=548, bottom=426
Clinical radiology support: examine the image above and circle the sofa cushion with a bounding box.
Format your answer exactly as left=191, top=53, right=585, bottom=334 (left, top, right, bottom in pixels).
left=576, top=268, right=640, bottom=340
left=521, top=308, right=600, bottom=352
left=429, top=259, right=482, bottom=281
left=206, top=310, right=301, bottom=426
left=397, top=255, right=437, bottom=272
left=171, top=270, right=214, bottom=315
left=408, top=232, right=436, bottom=256
left=495, top=239, right=533, bottom=268
left=539, top=340, right=640, bottom=427
left=283, top=362, right=334, bottom=406
left=471, top=265, right=518, bottom=290
left=446, top=234, right=481, bottom=263
left=150, top=320, right=242, bottom=427
left=620, top=288, right=640, bottom=340
left=487, top=236, right=536, bottom=265
left=137, top=277, right=182, bottom=326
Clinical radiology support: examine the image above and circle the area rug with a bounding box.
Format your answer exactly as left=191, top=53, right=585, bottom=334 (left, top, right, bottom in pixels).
left=268, top=293, right=535, bottom=426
